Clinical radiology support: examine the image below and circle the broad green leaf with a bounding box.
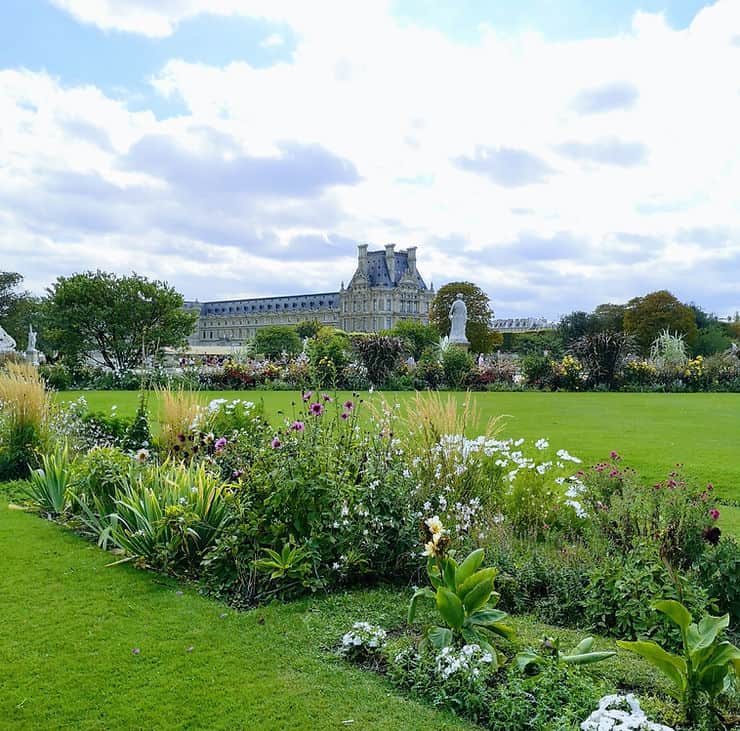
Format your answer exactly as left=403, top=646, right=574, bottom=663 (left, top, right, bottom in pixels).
left=652, top=599, right=692, bottom=635
left=617, top=640, right=687, bottom=697
left=462, top=578, right=493, bottom=614
left=458, top=568, right=497, bottom=601
left=485, top=620, right=517, bottom=641
left=427, top=626, right=453, bottom=649
left=436, top=587, right=465, bottom=630
left=469, top=608, right=508, bottom=626
left=455, top=549, right=485, bottom=589
left=562, top=651, right=616, bottom=665
left=688, top=613, right=730, bottom=655
left=407, top=587, right=435, bottom=623
left=697, top=663, right=730, bottom=697
left=570, top=637, right=595, bottom=655
left=515, top=651, right=543, bottom=673
left=443, top=557, right=458, bottom=591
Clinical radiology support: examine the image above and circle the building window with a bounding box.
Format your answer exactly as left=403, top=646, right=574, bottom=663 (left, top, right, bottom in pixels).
left=386, top=298, right=391, bottom=310
left=385, top=317, right=391, bottom=329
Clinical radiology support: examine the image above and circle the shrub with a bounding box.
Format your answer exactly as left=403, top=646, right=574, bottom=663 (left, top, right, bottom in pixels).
left=695, top=537, right=740, bottom=629
left=351, top=334, right=404, bottom=386
left=550, top=354, right=585, bottom=390
left=520, top=354, right=553, bottom=389
left=307, top=328, right=350, bottom=387
left=69, top=446, right=133, bottom=518
left=253, top=325, right=302, bottom=359
left=570, top=331, right=635, bottom=390
left=441, top=347, right=474, bottom=388
left=583, top=542, right=711, bottom=650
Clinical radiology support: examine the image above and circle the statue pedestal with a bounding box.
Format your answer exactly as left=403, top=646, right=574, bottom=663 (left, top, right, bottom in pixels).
left=26, top=349, right=39, bottom=366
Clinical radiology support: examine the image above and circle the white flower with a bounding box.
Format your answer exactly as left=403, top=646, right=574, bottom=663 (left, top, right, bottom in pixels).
left=535, top=438, right=549, bottom=450
left=424, top=515, right=444, bottom=535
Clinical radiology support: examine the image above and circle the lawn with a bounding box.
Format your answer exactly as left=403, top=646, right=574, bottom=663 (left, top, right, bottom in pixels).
left=0, top=499, right=673, bottom=730
left=57, top=390, right=740, bottom=535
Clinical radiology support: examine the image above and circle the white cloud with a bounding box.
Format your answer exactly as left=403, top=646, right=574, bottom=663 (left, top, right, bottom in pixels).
left=3, top=1, right=740, bottom=316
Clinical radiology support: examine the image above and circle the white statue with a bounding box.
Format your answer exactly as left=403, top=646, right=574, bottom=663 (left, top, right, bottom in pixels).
left=0, top=325, right=16, bottom=353
left=27, top=324, right=37, bottom=352
left=448, top=293, right=469, bottom=344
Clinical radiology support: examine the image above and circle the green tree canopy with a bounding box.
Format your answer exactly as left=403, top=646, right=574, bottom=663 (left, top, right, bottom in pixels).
left=253, top=325, right=302, bottom=359
left=0, top=272, right=25, bottom=320
left=387, top=320, right=439, bottom=360
left=429, top=282, right=499, bottom=354
left=295, top=319, right=322, bottom=339
left=42, top=271, right=197, bottom=370
left=623, top=290, right=698, bottom=353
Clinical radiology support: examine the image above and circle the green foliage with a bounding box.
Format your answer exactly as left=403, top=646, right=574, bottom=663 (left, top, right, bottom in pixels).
left=254, top=542, right=316, bottom=597
left=441, top=347, right=474, bottom=389
left=42, top=270, right=197, bottom=370
left=430, top=282, right=499, bottom=354
left=388, top=320, right=440, bottom=360
left=583, top=542, right=711, bottom=650
left=515, top=635, right=615, bottom=674
left=696, top=538, right=740, bottom=629
left=408, top=537, right=515, bottom=662
left=307, top=327, right=350, bottom=387
left=624, top=290, right=699, bottom=354
left=70, top=446, right=133, bottom=518
left=695, top=323, right=732, bottom=357
left=111, top=462, right=233, bottom=575
left=351, top=334, right=403, bottom=386
left=295, top=319, right=322, bottom=339
left=520, top=353, right=553, bottom=388
left=122, top=390, right=151, bottom=451
left=25, top=446, right=74, bottom=515
left=618, top=599, right=740, bottom=726
left=506, top=330, right=563, bottom=358
left=253, top=325, right=302, bottom=359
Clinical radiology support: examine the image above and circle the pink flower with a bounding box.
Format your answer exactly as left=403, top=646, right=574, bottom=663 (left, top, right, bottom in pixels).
left=610, top=451, right=621, bottom=460
left=309, top=402, right=324, bottom=416
left=322, top=393, right=332, bottom=402
left=709, top=509, right=720, bottom=521
left=302, top=390, right=313, bottom=402
left=609, top=469, right=621, bottom=478
left=271, top=437, right=282, bottom=449
left=340, top=411, right=349, bottom=420
left=706, top=482, right=714, bottom=491
left=214, top=437, right=228, bottom=452
left=343, top=400, right=354, bottom=411
left=290, top=420, right=305, bottom=432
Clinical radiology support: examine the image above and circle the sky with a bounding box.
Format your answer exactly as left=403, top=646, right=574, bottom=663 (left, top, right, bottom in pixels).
left=1, top=0, right=739, bottom=320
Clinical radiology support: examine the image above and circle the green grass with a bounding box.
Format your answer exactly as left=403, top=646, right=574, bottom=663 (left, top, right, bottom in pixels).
left=0, top=499, right=678, bottom=730
left=0, top=500, right=475, bottom=731
left=57, top=390, right=740, bottom=535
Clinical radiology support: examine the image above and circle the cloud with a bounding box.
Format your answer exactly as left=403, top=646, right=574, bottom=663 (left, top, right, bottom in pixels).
left=454, top=146, right=556, bottom=187
left=260, top=33, right=284, bottom=48
left=572, top=81, right=639, bottom=114
left=676, top=226, right=734, bottom=246
left=123, top=134, right=361, bottom=198
left=556, top=138, right=648, bottom=167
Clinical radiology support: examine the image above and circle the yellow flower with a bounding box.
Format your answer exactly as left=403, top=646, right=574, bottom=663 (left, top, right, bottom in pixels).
left=425, top=515, right=444, bottom=536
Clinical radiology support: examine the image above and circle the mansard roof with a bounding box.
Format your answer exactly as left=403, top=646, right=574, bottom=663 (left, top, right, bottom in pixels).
left=200, top=292, right=340, bottom=315
left=364, top=250, right=428, bottom=289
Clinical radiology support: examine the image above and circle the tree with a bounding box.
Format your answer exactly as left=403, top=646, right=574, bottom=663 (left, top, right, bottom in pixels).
left=295, top=319, right=322, bottom=339
left=0, top=272, right=25, bottom=319
left=388, top=320, right=439, bottom=360
left=556, top=311, right=595, bottom=346
left=42, top=271, right=197, bottom=370
left=623, top=290, right=698, bottom=354
left=351, top=334, right=403, bottom=386
left=593, top=303, right=626, bottom=332
left=253, top=325, right=302, bottom=359
left=429, top=282, right=499, bottom=354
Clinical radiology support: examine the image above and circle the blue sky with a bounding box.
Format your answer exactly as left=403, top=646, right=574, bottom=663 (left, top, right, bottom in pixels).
left=1, top=0, right=739, bottom=318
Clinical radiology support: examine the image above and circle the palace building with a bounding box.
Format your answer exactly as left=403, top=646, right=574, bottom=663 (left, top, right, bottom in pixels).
left=189, top=244, right=435, bottom=345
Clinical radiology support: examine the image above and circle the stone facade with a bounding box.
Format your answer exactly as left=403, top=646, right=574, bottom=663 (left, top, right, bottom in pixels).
left=189, top=244, right=434, bottom=345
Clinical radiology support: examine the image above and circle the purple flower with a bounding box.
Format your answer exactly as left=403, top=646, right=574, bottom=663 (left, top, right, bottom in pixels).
left=609, top=450, right=620, bottom=460
left=709, top=508, right=720, bottom=521
left=309, top=402, right=324, bottom=416
left=271, top=437, right=282, bottom=449
left=231, top=469, right=244, bottom=479
left=302, top=390, right=313, bottom=402
left=290, top=421, right=305, bottom=432
left=322, top=393, right=333, bottom=402
left=340, top=412, right=349, bottom=420
left=343, top=400, right=354, bottom=411
left=132, top=648, right=140, bottom=655
left=214, top=437, right=228, bottom=452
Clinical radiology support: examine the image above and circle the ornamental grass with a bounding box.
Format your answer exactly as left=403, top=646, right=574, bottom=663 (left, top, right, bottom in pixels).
left=156, top=385, right=205, bottom=454
left=0, top=362, right=52, bottom=479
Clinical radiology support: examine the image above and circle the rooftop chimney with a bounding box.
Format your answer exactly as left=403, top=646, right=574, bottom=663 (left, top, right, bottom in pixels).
left=357, top=243, right=368, bottom=275
left=406, top=246, right=417, bottom=274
